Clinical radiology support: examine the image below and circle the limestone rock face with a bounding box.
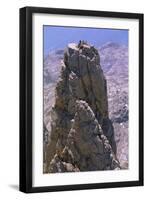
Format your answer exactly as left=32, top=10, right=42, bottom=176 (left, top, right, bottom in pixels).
left=45, top=42, right=119, bottom=173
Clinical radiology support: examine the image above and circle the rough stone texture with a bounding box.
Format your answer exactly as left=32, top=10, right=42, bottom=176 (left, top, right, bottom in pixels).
left=44, top=42, right=119, bottom=173
left=48, top=100, right=119, bottom=172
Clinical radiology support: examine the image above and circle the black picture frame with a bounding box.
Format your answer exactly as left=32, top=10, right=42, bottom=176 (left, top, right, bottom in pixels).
left=19, top=6, right=144, bottom=193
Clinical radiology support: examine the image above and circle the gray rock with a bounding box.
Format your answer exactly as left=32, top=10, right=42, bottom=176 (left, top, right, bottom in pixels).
left=45, top=42, right=120, bottom=173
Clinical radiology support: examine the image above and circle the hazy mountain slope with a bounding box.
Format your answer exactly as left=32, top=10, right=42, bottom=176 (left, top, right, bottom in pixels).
left=99, top=42, right=128, bottom=168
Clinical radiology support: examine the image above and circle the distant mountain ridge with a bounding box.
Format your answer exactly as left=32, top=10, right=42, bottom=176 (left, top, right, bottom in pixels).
left=44, top=42, right=128, bottom=84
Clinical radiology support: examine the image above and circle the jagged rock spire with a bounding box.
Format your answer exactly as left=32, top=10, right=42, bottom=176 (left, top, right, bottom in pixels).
left=45, top=42, right=119, bottom=173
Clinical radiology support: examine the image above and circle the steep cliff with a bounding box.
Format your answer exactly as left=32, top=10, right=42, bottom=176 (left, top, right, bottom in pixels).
left=44, top=41, right=119, bottom=173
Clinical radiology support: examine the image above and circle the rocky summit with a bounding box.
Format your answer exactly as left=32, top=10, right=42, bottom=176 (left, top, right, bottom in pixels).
left=44, top=41, right=120, bottom=173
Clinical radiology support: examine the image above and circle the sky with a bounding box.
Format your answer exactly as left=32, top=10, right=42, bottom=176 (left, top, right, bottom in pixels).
left=44, top=26, right=128, bottom=56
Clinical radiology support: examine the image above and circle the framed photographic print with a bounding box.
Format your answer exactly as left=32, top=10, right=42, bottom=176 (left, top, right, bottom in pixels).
left=19, top=7, right=144, bottom=193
